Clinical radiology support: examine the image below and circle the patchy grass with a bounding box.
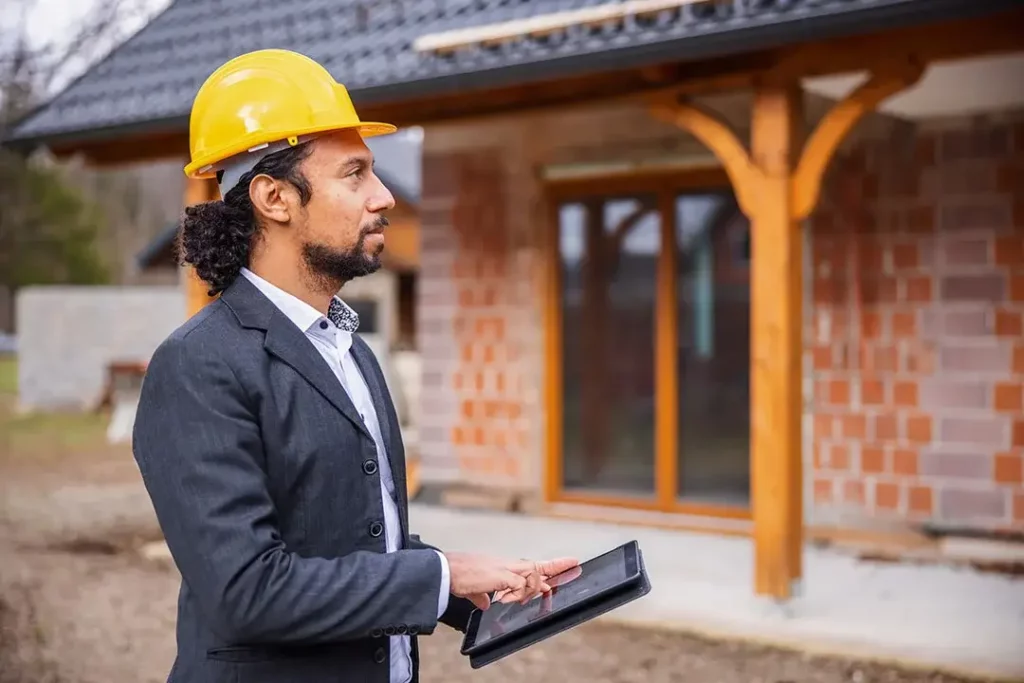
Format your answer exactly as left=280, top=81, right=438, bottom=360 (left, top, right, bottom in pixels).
left=0, top=356, right=111, bottom=463
left=0, top=355, right=16, bottom=396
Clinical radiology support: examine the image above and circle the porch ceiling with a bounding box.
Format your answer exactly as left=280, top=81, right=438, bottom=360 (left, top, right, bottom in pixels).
left=803, top=51, right=1024, bottom=120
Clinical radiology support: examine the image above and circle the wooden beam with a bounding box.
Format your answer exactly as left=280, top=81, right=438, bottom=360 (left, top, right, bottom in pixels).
left=749, top=82, right=804, bottom=599
left=182, top=176, right=220, bottom=317
left=649, top=59, right=923, bottom=599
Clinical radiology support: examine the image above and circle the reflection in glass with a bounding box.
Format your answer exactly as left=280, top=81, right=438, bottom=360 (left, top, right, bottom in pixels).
left=560, top=197, right=659, bottom=495
left=676, top=193, right=751, bottom=506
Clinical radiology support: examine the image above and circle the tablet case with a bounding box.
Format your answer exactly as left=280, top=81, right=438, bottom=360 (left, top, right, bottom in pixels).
left=466, top=548, right=652, bottom=669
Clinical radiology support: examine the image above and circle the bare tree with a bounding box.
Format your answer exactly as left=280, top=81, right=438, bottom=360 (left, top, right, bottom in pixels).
left=1, top=0, right=157, bottom=130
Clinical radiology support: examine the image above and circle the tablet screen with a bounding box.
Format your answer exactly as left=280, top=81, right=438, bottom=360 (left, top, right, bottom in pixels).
left=469, top=544, right=634, bottom=649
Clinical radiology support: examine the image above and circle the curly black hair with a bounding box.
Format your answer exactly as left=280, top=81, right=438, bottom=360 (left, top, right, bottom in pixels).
left=177, top=142, right=315, bottom=296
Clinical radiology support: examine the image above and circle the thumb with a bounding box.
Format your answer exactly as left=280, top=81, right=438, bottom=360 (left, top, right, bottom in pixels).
left=468, top=593, right=491, bottom=611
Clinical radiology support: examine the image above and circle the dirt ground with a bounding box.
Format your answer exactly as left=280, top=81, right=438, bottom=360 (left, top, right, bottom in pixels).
left=0, top=377, right=988, bottom=683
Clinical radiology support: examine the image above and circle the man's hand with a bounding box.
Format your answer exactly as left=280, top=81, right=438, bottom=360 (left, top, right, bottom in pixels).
left=445, top=553, right=579, bottom=611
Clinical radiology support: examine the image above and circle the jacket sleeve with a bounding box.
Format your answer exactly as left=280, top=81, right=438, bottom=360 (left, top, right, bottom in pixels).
left=132, top=334, right=443, bottom=646
left=408, top=535, right=477, bottom=633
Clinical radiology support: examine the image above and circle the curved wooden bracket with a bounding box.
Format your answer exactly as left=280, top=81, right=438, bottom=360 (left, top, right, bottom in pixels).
left=649, top=100, right=761, bottom=218
left=792, top=60, right=925, bottom=219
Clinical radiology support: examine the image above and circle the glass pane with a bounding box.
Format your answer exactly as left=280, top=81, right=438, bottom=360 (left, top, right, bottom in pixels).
left=676, top=192, right=751, bottom=507
left=560, top=196, right=659, bottom=495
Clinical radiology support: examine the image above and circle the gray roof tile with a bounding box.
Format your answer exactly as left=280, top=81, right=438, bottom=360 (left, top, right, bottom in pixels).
left=5, top=0, right=1002, bottom=144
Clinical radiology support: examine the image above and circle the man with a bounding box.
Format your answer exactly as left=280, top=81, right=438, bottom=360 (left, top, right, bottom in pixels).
left=132, top=49, right=577, bottom=683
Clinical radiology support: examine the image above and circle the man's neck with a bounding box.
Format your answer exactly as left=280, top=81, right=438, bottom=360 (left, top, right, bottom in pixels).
left=246, top=260, right=337, bottom=316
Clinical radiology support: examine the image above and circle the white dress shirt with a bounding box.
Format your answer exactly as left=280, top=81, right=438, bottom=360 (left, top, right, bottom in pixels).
left=240, top=268, right=449, bottom=683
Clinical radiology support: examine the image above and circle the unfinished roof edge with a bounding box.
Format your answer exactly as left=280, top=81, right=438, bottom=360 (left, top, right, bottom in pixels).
left=413, top=0, right=706, bottom=53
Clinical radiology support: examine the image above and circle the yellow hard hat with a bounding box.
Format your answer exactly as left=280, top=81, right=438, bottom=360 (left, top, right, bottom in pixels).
left=183, top=49, right=396, bottom=180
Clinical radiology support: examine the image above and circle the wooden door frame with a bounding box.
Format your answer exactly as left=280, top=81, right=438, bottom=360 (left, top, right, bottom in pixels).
left=542, top=165, right=750, bottom=521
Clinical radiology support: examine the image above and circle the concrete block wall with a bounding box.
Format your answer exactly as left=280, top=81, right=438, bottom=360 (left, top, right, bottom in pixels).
left=16, top=286, right=185, bottom=411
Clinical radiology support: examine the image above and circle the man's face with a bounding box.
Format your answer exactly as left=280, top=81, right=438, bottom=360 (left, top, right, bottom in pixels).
left=293, top=130, right=395, bottom=285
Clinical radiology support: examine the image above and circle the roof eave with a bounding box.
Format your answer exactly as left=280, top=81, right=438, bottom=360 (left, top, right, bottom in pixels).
left=4, top=0, right=1015, bottom=153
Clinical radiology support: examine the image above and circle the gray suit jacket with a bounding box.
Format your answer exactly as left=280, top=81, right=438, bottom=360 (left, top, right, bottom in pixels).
left=132, top=275, right=474, bottom=683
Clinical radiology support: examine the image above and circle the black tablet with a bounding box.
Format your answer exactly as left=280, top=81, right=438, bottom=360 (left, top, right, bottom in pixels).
left=460, top=540, right=645, bottom=658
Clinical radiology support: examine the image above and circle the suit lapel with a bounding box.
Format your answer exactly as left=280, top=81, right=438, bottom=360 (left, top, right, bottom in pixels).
left=263, top=309, right=373, bottom=440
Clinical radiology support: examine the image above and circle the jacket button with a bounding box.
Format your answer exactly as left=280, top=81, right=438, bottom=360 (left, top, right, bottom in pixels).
left=396, top=625, right=407, bottom=634
left=362, top=459, right=378, bottom=475
left=384, top=626, right=396, bottom=636
left=373, top=647, right=386, bottom=664
left=408, top=625, right=420, bottom=635
left=369, top=522, right=384, bottom=537
left=370, top=628, right=383, bottom=638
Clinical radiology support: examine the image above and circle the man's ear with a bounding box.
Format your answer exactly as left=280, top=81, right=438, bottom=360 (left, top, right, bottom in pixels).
left=249, top=175, right=293, bottom=225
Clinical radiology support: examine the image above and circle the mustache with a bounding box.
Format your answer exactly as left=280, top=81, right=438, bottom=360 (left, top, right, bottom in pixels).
left=363, top=215, right=389, bottom=235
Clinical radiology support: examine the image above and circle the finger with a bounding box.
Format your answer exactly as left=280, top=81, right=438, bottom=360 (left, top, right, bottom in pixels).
left=533, top=557, right=580, bottom=576
left=468, top=593, right=491, bottom=611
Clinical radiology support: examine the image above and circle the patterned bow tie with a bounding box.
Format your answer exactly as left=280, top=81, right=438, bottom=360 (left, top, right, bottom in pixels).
left=327, top=298, right=360, bottom=333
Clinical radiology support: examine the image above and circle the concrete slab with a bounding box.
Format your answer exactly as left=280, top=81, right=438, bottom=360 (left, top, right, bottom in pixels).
left=409, top=503, right=1024, bottom=681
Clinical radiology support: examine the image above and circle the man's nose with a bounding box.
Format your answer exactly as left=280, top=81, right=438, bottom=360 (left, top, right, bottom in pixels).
left=368, top=174, right=396, bottom=212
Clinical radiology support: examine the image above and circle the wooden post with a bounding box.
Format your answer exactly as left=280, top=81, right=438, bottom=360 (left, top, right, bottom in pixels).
left=648, top=59, right=924, bottom=600
left=182, top=176, right=220, bottom=316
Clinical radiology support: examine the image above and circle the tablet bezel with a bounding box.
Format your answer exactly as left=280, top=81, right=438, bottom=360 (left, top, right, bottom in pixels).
left=460, top=540, right=641, bottom=656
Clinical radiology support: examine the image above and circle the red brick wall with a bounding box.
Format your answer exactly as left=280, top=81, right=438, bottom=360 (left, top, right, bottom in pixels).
left=809, top=115, right=1024, bottom=532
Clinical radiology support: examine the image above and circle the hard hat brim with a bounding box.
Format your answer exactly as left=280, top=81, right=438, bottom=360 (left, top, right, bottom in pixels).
left=184, top=121, right=398, bottom=179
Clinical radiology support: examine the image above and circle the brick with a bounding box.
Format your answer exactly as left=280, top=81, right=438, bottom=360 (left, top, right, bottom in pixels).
left=906, top=415, right=933, bottom=444
left=1015, top=421, right=1024, bottom=448
left=994, top=452, right=1023, bottom=485
left=907, top=205, right=935, bottom=234
left=830, top=444, right=851, bottom=470
left=996, top=163, right=1024, bottom=194
left=862, top=276, right=898, bottom=304
left=1015, top=493, right=1024, bottom=523
left=811, top=345, right=833, bottom=370
left=892, top=448, right=918, bottom=476
left=941, top=417, right=1008, bottom=446
left=1010, top=275, right=1024, bottom=303
left=994, top=382, right=1023, bottom=413
left=920, top=379, right=989, bottom=409
left=862, top=447, right=886, bottom=474
left=940, top=345, right=1010, bottom=373
left=1015, top=345, right=1024, bottom=374
left=861, top=378, right=885, bottom=406
left=825, top=379, right=850, bottom=405
left=939, top=200, right=1012, bottom=232
left=904, top=343, right=936, bottom=374
left=841, top=414, right=868, bottom=439
left=907, top=485, right=934, bottom=516
left=842, top=479, right=866, bottom=505
left=994, top=235, right=1024, bottom=267
left=891, top=311, right=917, bottom=337
left=939, top=275, right=1005, bottom=302
left=920, top=450, right=992, bottom=479
left=814, top=477, right=835, bottom=503
left=995, top=309, right=1023, bottom=337
left=942, top=238, right=990, bottom=266
left=938, top=488, right=1007, bottom=520
left=874, top=414, right=898, bottom=441
left=903, top=277, right=932, bottom=303
left=875, top=482, right=900, bottom=510
left=891, top=241, right=918, bottom=270
left=814, top=414, right=835, bottom=439
left=866, top=345, right=899, bottom=372
left=942, top=310, right=990, bottom=337
left=893, top=381, right=918, bottom=407
left=861, top=312, right=883, bottom=339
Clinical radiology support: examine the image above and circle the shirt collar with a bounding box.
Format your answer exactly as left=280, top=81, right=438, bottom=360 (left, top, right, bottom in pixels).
left=239, top=268, right=359, bottom=334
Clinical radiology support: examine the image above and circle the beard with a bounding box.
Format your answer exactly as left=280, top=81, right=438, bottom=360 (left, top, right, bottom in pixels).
left=301, top=215, right=387, bottom=290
